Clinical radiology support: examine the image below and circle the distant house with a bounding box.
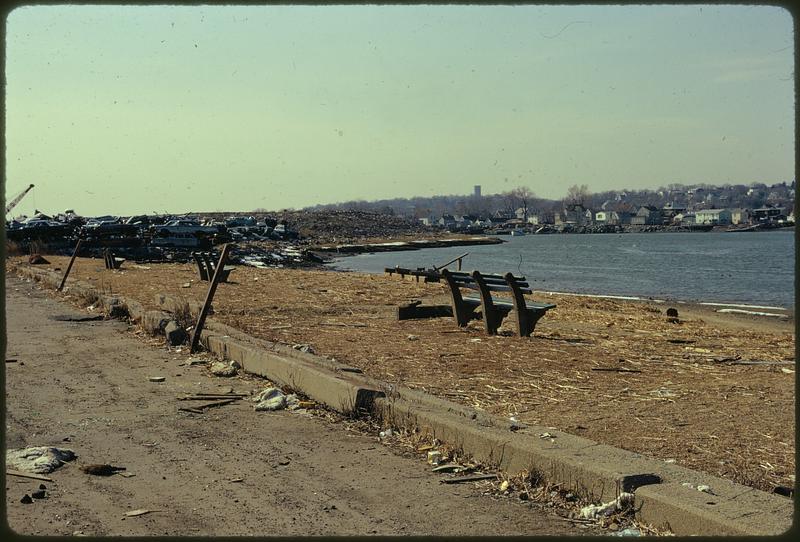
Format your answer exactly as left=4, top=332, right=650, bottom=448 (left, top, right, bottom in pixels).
left=662, top=202, right=687, bottom=221
left=596, top=210, right=631, bottom=225
left=695, top=209, right=732, bottom=225
left=594, top=211, right=609, bottom=224
left=730, top=209, right=750, bottom=225
left=752, top=206, right=786, bottom=223
left=681, top=212, right=696, bottom=225
left=438, top=215, right=457, bottom=228
left=631, top=206, right=662, bottom=225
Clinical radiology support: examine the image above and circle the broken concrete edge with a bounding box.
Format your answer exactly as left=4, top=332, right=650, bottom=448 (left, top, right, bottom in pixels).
left=11, top=263, right=796, bottom=536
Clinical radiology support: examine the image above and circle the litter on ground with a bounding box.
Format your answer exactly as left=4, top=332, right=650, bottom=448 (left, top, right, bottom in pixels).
left=6, top=447, right=77, bottom=474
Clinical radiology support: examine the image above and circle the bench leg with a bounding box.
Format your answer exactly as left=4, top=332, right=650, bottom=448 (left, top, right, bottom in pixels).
left=452, top=302, right=479, bottom=327
left=518, top=310, right=546, bottom=338
left=483, top=307, right=512, bottom=335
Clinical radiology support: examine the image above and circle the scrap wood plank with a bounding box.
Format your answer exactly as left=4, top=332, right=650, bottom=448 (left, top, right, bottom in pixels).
left=178, top=397, right=239, bottom=413
left=440, top=473, right=497, bottom=484
left=194, top=392, right=249, bottom=397
left=178, top=395, right=244, bottom=401
left=320, top=321, right=367, bottom=327
left=125, top=509, right=158, bottom=517
left=6, top=470, right=53, bottom=482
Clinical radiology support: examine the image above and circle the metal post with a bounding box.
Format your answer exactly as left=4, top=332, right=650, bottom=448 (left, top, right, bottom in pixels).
left=57, top=239, right=83, bottom=291
left=434, top=252, right=469, bottom=272
left=190, top=243, right=232, bottom=354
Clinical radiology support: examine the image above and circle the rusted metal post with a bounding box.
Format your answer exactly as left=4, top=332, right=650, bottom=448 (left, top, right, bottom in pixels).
left=434, top=252, right=469, bottom=272
left=190, top=243, right=232, bottom=354
left=57, top=239, right=83, bottom=291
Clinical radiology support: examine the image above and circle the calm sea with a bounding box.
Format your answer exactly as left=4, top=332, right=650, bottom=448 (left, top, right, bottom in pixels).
left=329, top=230, right=796, bottom=309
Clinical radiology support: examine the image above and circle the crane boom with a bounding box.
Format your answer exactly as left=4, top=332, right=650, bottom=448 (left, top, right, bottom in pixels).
left=5, top=184, right=35, bottom=215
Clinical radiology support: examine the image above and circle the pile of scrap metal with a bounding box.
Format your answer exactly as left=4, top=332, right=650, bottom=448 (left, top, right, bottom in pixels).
left=229, top=243, right=326, bottom=269
left=214, top=215, right=298, bottom=241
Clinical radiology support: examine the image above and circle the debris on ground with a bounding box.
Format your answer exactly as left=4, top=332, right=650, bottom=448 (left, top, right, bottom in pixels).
left=124, top=509, right=153, bottom=517
left=31, top=489, right=47, bottom=499
left=613, top=527, right=642, bottom=536
left=210, top=361, right=238, bottom=377
left=681, top=482, right=714, bottom=494
left=578, top=492, right=635, bottom=519
left=440, top=473, right=497, bottom=484
left=427, top=450, right=443, bottom=465
left=379, top=428, right=394, bottom=439
left=253, top=387, right=288, bottom=411
left=6, top=447, right=77, bottom=474
left=20, top=494, right=33, bottom=504
left=80, top=464, right=127, bottom=476
left=292, top=344, right=315, bottom=354
left=164, top=321, right=187, bottom=346
left=148, top=376, right=166, bottom=382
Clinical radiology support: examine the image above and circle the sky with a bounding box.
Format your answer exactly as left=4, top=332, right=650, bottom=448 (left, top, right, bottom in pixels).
left=4, top=4, right=795, bottom=217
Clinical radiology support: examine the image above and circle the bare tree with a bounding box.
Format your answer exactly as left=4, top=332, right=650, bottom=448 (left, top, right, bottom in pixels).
left=566, top=184, right=591, bottom=207
left=505, top=186, right=536, bottom=221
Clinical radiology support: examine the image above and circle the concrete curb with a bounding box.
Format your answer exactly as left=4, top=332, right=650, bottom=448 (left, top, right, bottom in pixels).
left=12, top=263, right=795, bottom=536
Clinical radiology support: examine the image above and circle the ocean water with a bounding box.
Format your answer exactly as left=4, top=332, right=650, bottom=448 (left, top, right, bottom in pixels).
left=329, top=230, right=796, bottom=309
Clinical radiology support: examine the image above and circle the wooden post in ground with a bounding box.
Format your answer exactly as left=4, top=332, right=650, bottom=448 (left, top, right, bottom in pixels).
left=190, top=243, right=232, bottom=354
left=57, top=239, right=83, bottom=291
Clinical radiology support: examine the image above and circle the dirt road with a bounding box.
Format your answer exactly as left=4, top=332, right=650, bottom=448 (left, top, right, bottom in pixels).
left=3, top=276, right=586, bottom=536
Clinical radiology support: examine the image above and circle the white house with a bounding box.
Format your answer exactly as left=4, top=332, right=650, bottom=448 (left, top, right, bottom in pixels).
left=695, top=209, right=732, bottom=225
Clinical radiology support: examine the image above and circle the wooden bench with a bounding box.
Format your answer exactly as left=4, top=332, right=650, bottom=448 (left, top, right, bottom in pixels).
left=441, top=269, right=555, bottom=337
left=192, top=251, right=235, bottom=282
left=384, top=266, right=441, bottom=283
left=103, top=249, right=125, bottom=270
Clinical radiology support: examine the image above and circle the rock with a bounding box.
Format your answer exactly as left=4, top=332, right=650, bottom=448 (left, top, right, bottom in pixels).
left=20, top=494, right=33, bottom=504
left=229, top=360, right=242, bottom=370
left=31, top=489, right=46, bottom=499
left=407, top=335, right=419, bottom=341
left=164, top=321, right=187, bottom=346
left=6, top=447, right=77, bottom=474
left=38, top=484, right=47, bottom=490
left=210, top=361, right=237, bottom=377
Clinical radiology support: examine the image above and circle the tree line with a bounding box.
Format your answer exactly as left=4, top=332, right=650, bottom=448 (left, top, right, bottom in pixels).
left=300, top=181, right=794, bottom=219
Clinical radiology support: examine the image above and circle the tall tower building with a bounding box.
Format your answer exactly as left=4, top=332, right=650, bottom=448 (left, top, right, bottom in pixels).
left=474, top=185, right=481, bottom=198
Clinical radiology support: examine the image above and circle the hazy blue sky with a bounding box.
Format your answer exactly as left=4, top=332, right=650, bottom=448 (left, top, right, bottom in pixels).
left=4, top=4, right=795, bottom=216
